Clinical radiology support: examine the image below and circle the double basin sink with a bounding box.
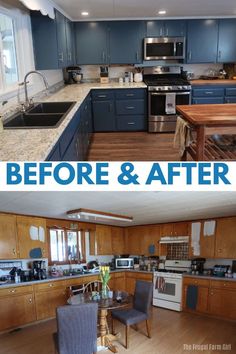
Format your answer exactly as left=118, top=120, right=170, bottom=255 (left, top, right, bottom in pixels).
left=3, top=101, right=76, bottom=129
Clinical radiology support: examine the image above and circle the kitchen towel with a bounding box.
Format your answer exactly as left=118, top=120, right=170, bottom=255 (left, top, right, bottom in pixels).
left=155, top=276, right=166, bottom=291
left=174, top=116, right=194, bottom=157
left=165, top=93, right=176, bottom=114
left=186, top=285, right=198, bottom=310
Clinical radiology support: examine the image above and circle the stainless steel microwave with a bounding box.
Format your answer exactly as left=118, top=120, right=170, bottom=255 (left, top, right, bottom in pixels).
left=144, top=37, right=185, bottom=60
left=115, top=258, right=134, bottom=269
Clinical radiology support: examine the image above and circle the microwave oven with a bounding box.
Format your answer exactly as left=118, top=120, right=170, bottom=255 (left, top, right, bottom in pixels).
left=144, top=37, right=185, bottom=60
left=115, top=258, right=134, bottom=269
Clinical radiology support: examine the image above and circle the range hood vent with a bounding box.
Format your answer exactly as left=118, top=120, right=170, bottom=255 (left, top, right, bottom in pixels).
left=159, top=236, right=189, bottom=244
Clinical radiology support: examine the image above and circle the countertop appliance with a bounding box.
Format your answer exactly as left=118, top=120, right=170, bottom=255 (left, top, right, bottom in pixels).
left=144, top=37, right=185, bottom=61
left=63, top=66, right=83, bottom=84
left=143, top=66, right=191, bottom=133
left=115, top=258, right=134, bottom=269
left=191, top=258, right=206, bottom=275
left=32, top=261, right=47, bottom=280
left=213, top=265, right=230, bottom=277
left=153, top=260, right=191, bottom=311
left=87, top=260, right=99, bottom=270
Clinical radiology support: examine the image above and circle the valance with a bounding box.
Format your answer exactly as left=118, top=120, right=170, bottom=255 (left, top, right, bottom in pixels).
left=19, top=0, right=55, bottom=19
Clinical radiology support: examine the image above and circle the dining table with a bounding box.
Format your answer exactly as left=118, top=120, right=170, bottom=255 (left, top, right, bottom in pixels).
left=176, top=104, right=236, bottom=160
left=68, top=291, right=132, bottom=353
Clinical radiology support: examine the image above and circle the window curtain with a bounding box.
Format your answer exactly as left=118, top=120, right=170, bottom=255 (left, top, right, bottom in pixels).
left=19, top=0, right=55, bottom=19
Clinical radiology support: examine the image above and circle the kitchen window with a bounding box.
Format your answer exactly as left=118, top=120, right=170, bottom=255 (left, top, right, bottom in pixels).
left=0, top=12, right=18, bottom=92
left=49, top=228, right=86, bottom=265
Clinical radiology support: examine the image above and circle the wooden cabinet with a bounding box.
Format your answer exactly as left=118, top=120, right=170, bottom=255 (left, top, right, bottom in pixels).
left=109, top=272, right=126, bottom=292
left=0, top=213, right=18, bottom=259
left=125, top=227, right=142, bottom=255
left=183, top=277, right=210, bottom=314
left=34, top=280, right=67, bottom=320
left=189, top=220, right=216, bottom=258
left=111, top=227, right=125, bottom=255
left=125, top=272, right=153, bottom=295
left=17, top=216, right=48, bottom=259
left=140, top=225, right=160, bottom=256
left=215, top=217, right=236, bottom=258
left=0, top=285, right=36, bottom=331
left=95, top=225, right=112, bottom=255
left=160, top=221, right=189, bottom=237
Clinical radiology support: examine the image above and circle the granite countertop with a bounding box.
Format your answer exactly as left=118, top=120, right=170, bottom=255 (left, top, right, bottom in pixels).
left=0, top=268, right=153, bottom=289
left=0, top=82, right=147, bottom=161
left=183, top=273, right=236, bottom=282
left=190, top=79, right=236, bottom=85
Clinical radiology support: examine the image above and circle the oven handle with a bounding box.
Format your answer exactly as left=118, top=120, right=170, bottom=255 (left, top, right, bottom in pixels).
left=150, top=92, right=190, bottom=96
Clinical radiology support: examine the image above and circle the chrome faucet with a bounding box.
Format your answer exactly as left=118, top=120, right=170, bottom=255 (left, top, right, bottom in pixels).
left=23, top=70, right=49, bottom=108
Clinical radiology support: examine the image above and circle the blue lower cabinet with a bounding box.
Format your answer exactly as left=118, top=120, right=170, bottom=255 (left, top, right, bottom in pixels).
left=225, top=97, right=236, bottom=103
left=92, top=100, right=116, bottom=132
left=117, top=116, right=147, bottom=131
left=62, top=134, right=78, bottom=161
left=192, top=88, right=224, bottom=97
left=192, top=97, right=224, bottom=104
left=46, top=143, right=61, bottom=161
left=225, top=88, right=236, bottom=96
left=116, top=99, right=145, bottom=115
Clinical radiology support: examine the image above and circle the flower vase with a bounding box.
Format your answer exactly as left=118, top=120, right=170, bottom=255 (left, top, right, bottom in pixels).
left=101, top=283, right=108, bottom=299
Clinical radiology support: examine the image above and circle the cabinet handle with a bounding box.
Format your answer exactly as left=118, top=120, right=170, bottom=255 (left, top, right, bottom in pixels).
left=166, top=28, right=169, bottom=36
left=102, top=51, right=105, bottom=62
left=128, top=122, right=135, bottom=125
left=29, top=298, right=32, bottom=303
left=218, top=248, right=222, bottom=253
left=12, top=248, right=16, bottom=255
left=58, top=52, right=64, bottom=62
left=126, top=106, right=135, bottom=110
left=98, top=95, right=107, bottom=98
left=68, top=52, right=72, bottom=61
left=109, top=103, right=113, bottom=112
left=211, top=292, right=214, bottom=295
left=226, top=99, right=230, bottom=103
left=10, top=289, right=16, bottom=293
left=84, top=105, right=88, bottom=111
left=160, top=27, right=163, bottom=36
left=223, top=283, right=226, bottom=286
left=49, top=284, right=53, bottom=287
left=218, top=50, right=221, bottom=59
left=188, top=51, right=192, bottom=61
left=126, top=93, right=134, bottom=97
left=136, top=51, right=139, bottom=61
left=205, top=91, right=213, bottom=95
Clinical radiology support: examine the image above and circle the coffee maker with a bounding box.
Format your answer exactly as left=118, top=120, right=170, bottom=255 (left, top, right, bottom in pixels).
left=32, top=261, right=47, bottom=280
left=63, top=66, right=83, bottom=84
left=191, top=258, right=206, bottom=274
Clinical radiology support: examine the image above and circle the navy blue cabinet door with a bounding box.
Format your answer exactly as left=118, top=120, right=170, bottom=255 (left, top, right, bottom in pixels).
left=93, top=101, right=116, bottom=131
left=109, top=21, right=145, bottom=64
left=75, top=22, right=108, bottom=64
left=146, top=20, right=186, bottom=37
left=65, top=19, right=75, bottom=66
left=218, top=19, right=236, bottom=63
left=30, top=11, right=58, bottom=70
left=55, top=10, right=67, bottom=68
left=187, top=20, right=218, bottom=63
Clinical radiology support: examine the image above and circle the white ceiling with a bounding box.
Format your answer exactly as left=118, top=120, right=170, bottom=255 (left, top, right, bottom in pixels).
left=53, top=0, right=236, bottom=21
left=0, top=191, right=236, bottom=226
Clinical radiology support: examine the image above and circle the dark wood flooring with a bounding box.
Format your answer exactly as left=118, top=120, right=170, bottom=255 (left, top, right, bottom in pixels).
left=88, top=132, right=180, bottom=161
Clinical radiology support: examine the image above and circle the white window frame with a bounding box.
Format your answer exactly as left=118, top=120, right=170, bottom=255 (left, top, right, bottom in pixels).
left=0, top=2, right=35, bottom=101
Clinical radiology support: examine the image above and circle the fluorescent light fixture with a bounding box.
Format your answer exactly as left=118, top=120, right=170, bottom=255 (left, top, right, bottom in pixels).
left=81, top=11, right=89, bottom=16
left=67, top=208, right=133, bottom=223
left=158, top=10, right=166, bottom=15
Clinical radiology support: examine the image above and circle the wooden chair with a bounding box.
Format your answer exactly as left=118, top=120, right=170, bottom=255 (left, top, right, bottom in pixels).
left=111, top=280, right=152, bottom=349
left=67, top=284, right=85, bottom=298
left=54, top=303, right=98, bottom=354
left=83, top=280, right=110, bottom=293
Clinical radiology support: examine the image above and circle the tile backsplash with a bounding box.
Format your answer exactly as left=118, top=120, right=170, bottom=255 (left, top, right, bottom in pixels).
left=166, top=243, right=189, bottom=260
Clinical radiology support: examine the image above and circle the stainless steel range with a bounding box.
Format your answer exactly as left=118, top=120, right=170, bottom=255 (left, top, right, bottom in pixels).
left=153, top=260, right=191, bottom=311
left=143, top=66, right=191, bottom=133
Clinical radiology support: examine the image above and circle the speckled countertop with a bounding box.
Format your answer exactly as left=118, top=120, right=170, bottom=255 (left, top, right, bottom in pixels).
left=0, top=82, right=147, bottom=161
left=190, top=79, right=236, bottom=85
left=183, top=273, right=236, bottom=282
left=0, top=269, right=153, bottom=289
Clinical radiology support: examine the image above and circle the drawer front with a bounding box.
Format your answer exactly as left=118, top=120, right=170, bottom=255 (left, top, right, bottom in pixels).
left=225, top=96, right=236, bottom=103
left=225, top=88, right=236, bottom=96
left=0, top=285, right=33, bottom=297
left=192, top=88, right=224, bottom=97
left=117, top=115, right=147, bottom=131
left=210, top=280, right=236, bottom=290
left=92, top=90, right=114, bottom=101
left=65, top=277, right=86, bottom=287
left=192, top=97, right=224, bottom=105
left=116, top=99, right=145, bottom=115
left=115, top=89, right=145, bottom=100
left=34, top=280, right=66, bottom=292
left=183, top=277, right=210, bottom=287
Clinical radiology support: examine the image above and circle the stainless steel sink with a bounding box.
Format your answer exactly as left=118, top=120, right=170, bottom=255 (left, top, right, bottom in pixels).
left=3, top=101, right=76, bottom=129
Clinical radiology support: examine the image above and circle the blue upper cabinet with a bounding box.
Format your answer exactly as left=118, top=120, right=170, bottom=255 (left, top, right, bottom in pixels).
left=146, top=20, right=186, bottom=37
left=186, top=20, right=218, bottom=63
left=109, top=21, right=145, bottom=64
left=75, top=22, right=108, bottom=64
left=31, top=10, right=74, bottom=69
left=218, top=19, right=236, bottom=63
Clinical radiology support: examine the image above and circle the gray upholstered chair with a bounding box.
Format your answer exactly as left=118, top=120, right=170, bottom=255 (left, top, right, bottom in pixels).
left=54, top=303, right=98, bottom=354
left=111, top=280, right=153, bottom=349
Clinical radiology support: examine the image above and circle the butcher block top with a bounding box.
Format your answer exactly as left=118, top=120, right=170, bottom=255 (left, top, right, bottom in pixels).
left=190, top=79, right=236, bottom=86
left=176, top=104, right=236, bottom=126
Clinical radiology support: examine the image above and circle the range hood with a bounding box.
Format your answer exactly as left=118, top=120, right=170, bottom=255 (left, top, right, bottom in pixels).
left=159, top=236, right=189, bottom=244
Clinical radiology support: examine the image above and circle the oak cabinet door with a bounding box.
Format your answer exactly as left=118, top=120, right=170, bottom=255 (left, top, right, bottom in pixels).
left=35, top=287, right=67, bottom=320
left=209, top=288, right=236, bottom=320
left=140, top=225, right=160, bottom=256
left=125, top=227, right=142, bottom=255
left=111, top=226, right=125, bottom=255
left=17, top=216, right=48, bottom=259
left=215, top=217, right=236, bottom=258
left=113, top=273, right=126, bottom=292
left=95, top=225, right=112, bottom=255
left=183, top=284, right=209, bottom=314
left=0, top=214, right=18, bottom=259
left=173, top=222, right=189, bottom=236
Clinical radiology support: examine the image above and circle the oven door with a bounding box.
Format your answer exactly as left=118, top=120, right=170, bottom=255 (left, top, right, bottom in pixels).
left=153, top=275, right=182, bottom=303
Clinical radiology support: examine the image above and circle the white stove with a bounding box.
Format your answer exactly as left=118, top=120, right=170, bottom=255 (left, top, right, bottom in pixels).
left=153, top=260, right=191, bottom=312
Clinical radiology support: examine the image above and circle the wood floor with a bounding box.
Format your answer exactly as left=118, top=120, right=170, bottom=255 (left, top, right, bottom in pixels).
left=88, top=132, right=180, bottom=161
left=1, top=307, right=235, bottom=354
